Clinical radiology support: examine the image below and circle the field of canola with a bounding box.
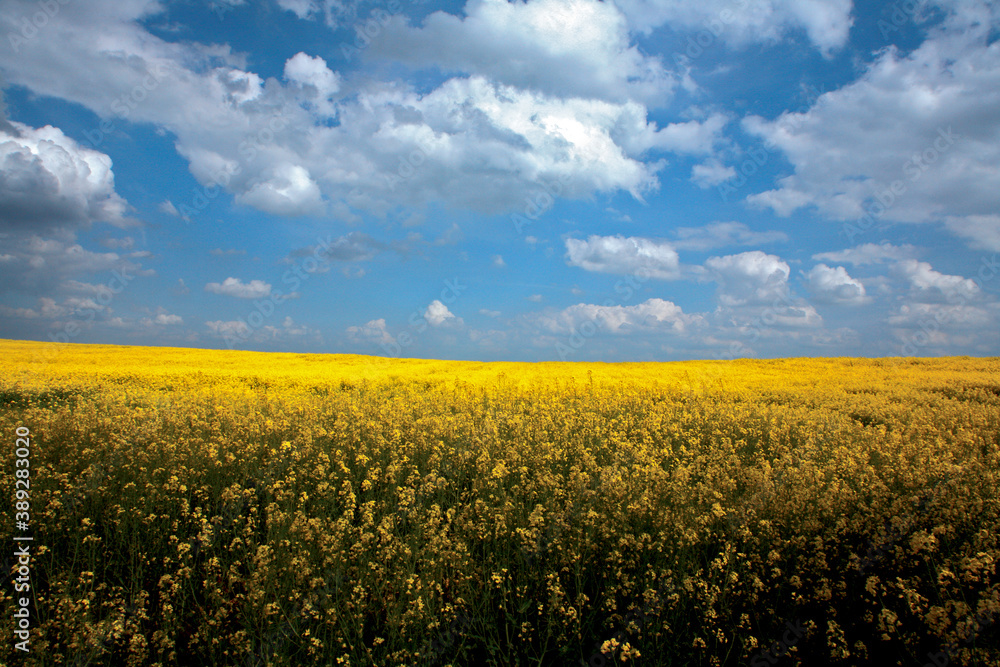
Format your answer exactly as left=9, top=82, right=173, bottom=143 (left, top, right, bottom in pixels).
left=1, top=339, right=999, bottom=666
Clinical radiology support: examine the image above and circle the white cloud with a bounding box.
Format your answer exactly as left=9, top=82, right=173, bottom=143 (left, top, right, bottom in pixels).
left=743, top=4, right=1000, bottom=230
left=0, top=303, right=41, bottom=319
left=326, top=76, right=674, bottom=210
left=235, top=163, right=325, bottom=217
left=62, top=280, right=113, bottom=297
left=434, top=224, right=463, bottom=247
left=538, top=297, right=704, bottom=335
left=99, top=236, right=135, bottom=250
left=204, top=277, right=272, bottom=299
left=672, top=221, right=787, bottom=251
left=886, top=298, right=999, bottom=355
left=285, top=232, right=386, bottom=264
left=0, top=296, right=83, bottom=320
left=642, top=114, right=729, bottom=155
left=805, top=264, right=869, bottom=305
left=204, top=314, right=321, bottom=347
left=888, top=302, right=993, bottom=328
left=368, top=0, right=674, bottom=104
left=206, top=319, right=251, bottom=338
left=812, top=242, right=919, bottom=265
left=158, top=200, right=180, bottom=217
left=565, top=234, right=680, bottom=279
left=0, top=121, right=133, bottom=232
left=0, top=2, right=697, bottom=217
left=154, top=313, right=183, bottom=325
left=424, top=300, right=462, bottom=326
left=691, top=159, right=736, bottom=188
left=346, top=318, right=395, bottom=345
left=468, top=327, right=508, bottom=349
left=704, top=250, right=790, bottom=306
left=137, top=310, right=184, bottom=328
left=893, top=259, right=981, bottom=303
left=944, top=215, right=1000, bottom=252
left=0, top=235, right=152, bottom=296
left=283, top=52, right=340, bottom=117
left=275, top=0, right=357, bottom=27
left=612, top=0, right=854, bottom=55
left=276, top=0, right=319, bottom=19
left=492, top=254, right=506, bottom=268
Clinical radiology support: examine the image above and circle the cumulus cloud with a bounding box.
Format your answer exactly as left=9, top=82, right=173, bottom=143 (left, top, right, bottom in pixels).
left=204, top=277, right=272, bottom=299
left=235, top=163, right=325, bottom=217
left=0, top=296, right=90, bottom=320
left=805, top=263, right=869, bottom=304
left=276, top=0, right=316, bottom=18
left=886, top=299, right=999, bottom=356
left=275, top=0, right=358, bottom=27
left=424, top=300, right=462, bottom=326
left=0, top=121, right=133, bottom=233
left=284, top=232, right=387, bottom=265
left=207, top=314, right=320, bottom=346
left=538, top=297, right=704, bottom=335
left=743, top=3, right=1000, bottom=231
left=893, top=259, right=981, bottom=303
left=812, top=242, right=919, bottom=265
left=367, top=0, right=674, bottom=104
left=283, top=52, right=340, bottom=116
left=158, top=200, right=181, bottom=217
left=691, top=159, right=736, bottom=188
left=62, top=280, right=113, bottom=297
left=611, top=0, right=854, bottom=54
left=565, top=234, right=680, bottom=279
left=210, top=247, right=246, bottom=257
left=153, top=313, right=183, bottom=325
left=888, top=302, right=993, bottom=329
left=672, top=221, right=787, bottom=251
left=945, top=215, right=1000, bottom=252
left=704, top=250, right=790, bottom=306
left=0, top=235, right=152, bottom=295
left=205, top=319, right=238, bottom=336
left=0, top=0, right=697, bottom=218
left=346, top=318, right=396, bottom=346
left=641, top=114, right=729, bottom=155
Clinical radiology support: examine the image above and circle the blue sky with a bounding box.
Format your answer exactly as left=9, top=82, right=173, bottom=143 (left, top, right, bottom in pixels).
left=1, top=0, right=998, bottom=361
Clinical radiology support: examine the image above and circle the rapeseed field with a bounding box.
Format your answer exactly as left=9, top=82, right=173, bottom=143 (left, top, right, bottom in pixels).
left=2, top=339, right=998, bottom=666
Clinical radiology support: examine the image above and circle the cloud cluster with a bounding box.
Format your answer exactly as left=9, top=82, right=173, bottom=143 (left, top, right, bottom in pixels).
left=539, top=297, right=703, bottom=335
left=704, top=250, right=790, bottom=306
left=0, top=121, right=133, bottom=233
left=424, top=299, right=462, bottom=327
left=611, top=0, right=854, bottom=54
left=565, top=235, right=681, bottom=279
left=368, top=0, right=674, bottom=104
left=743, top=1, right=1000, bottom=251
left=805, top=263, right=868, bottom=305
left=205, top=277, right=272, bottom=299
left=0, top=0, right=736, bottom=220
left=812, top=242, right=919, bottom=266
left=671, top=221, right=787, bottom=251
left=346, top=318, right=396, bottom=346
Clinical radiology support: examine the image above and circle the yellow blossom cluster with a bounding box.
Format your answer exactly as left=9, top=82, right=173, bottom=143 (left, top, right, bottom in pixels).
left=1, top=340, right=998, bottom=665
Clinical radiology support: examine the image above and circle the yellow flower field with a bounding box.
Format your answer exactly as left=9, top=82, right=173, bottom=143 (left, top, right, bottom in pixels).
left=2, top=340, right=999, bottom=666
